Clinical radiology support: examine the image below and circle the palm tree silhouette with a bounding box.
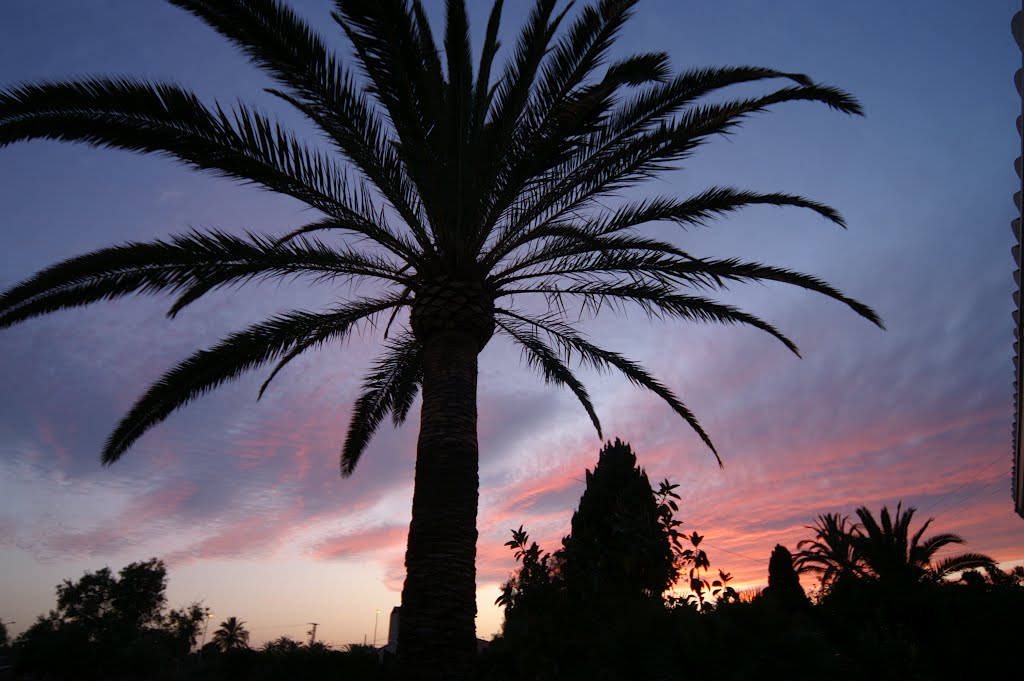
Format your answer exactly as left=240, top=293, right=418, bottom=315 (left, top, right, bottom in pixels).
left=261, top=636, right=301, bottom=655
left=853, top=503, right=996, bottom=586
left=0, top=1, right=881, bottom=677
left=795, top=512, right=865, bottom=591
left=796, top=504, right=996, bottom=591
left=211, top=616, right=250, bottom=652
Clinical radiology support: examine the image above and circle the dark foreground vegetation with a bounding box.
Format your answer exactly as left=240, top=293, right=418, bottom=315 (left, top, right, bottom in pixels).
left=5, top=440, right=1022, bottom=681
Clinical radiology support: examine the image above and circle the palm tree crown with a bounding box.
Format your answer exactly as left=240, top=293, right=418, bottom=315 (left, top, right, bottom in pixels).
left=794, top=512, right=865, bottom=590
left=212, top=616, right=250, bottom=652
left=853, top=503, right=995, bottom=585
left=0, top=1, right=881, bottom=678
left=0, top=0, right=880, bottom=468
left=796, top=503, right=996, bottom=591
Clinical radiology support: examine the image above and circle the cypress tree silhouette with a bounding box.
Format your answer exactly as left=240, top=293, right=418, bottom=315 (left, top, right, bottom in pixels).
left=763, top=544, right=810, bottom=611
left=560, top=439, right=675, bottom=602
left=495, top=439, right=681, bottom=680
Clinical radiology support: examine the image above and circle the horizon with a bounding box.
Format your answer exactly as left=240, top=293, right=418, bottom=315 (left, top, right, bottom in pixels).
left=2, top=0, right=1023, bottom=649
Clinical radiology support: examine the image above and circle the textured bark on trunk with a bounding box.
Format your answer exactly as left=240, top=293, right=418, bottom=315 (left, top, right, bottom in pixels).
left=398, top=329, right=480, bottom=681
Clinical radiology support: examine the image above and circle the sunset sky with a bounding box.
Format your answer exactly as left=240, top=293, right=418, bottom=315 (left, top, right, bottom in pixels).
left=2, top=0, right=1023, bottom=648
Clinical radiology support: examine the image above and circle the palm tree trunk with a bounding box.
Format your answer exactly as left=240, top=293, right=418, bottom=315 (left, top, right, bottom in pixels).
left=398, top=329, right=480, bottom=681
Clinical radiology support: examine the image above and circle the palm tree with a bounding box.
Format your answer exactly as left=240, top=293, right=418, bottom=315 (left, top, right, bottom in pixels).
left=853, top=503, right=996, bottom=586
left=794, top=512, right=865, bottom=591
left=796, top=505, right=997, bottom=592
left=0, top=1, right=881, bottom=677
left=261, top=635, right=301, bottom=655
left=211, top=616, right=250, bottom=652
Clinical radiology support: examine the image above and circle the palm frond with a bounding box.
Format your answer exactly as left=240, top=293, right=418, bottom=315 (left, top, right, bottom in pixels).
left=481, top=65, right=826, bottom=260
left=0, top=78, right=421, bottom=260
left=472, top=0, right=505, bottom=132
left=929, top=552, right=997, bottom=580
left=604, top=52, right=672, bottom=86
left=273, top=216, right=350, bottom=246
left=485, top=0, right=561, bottom=146
left=169, top=0, right=339, bottom=98
left=437, top=0, right=478, bottom=256
left=495, top=248, right=883, bottom=328
left=494, top=317, right=602, bottom=438
left=794, top=513, right=863, bottom=585
left=603, top=65, right=814, bottom=141
left=480, top=0, right=642, bottom=248
left=104, top=297, right=400, bottom=464
left=591, top=188, right=846, bottom=235
left=908, top=516, right=933, bottom=555
left=501, top=282, right=801, bottom=355
left=531, top=0, right=638, bottom=109
left=332, top=0, right=442, bottom=216
left=490, top=82, right=861, bottom=258
left=917, top=531, right=965, bottom=558
left=496, top=307, right=719, bottom=463
left=163, top=233, right=406, bottom=316
left=0, top=231, right=407, bottom=327
left=492, top=230, right=697, bottom=285
left=490, top=173, right=846, bottom=269
left=341, top=332, right=423, bottom=475
left=662, top=258, right=883, bottom=327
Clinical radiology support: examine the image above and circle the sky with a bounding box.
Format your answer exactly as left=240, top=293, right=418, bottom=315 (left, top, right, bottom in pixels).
left=1, top=0, right=1023, bottom=649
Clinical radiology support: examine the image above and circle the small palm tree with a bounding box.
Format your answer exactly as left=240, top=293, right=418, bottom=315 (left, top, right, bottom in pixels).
left=261, top=636, right=301, bottom=655
left=212, top=616, right=250, bottom=652
left=795, top=512, right=865, bottom=591
left=0, top=1, right=881, bottom=677
left=796, top=504, right=997, bottom=592
left=853, top=503, right=996, bottom=586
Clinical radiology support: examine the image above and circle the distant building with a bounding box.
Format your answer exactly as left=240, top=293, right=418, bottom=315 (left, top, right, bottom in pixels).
left=382, top=606, right=489, bottom=654
left=1012, top=9, right=1024, bottom=519
left=385, top=606, right=400, bottom=654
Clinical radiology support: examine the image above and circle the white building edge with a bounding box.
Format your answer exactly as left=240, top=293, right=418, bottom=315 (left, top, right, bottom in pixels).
left=1011, top=9, right=1024, bottom=519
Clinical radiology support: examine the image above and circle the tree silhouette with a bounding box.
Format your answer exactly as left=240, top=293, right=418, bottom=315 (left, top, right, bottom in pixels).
left=762, top=544, right=810, bottom=611
left=852, top=503, right=996, bottom=586
left=497, top=440, right=686, bottom=680
left=0, top=1, right=881, bottom=677
left=53, top=558, right=168, bottom=640
left=795, top=512, right=865, bottom=592
left=164, top=602, right=207, bottom=654
left=494, top=441, right=744, bottom=679
left=561, top=439, right=675, bottom=601
left=796, top=504, right=996, bottom=592
left=13, top=559, right=204, bottom=679
left=212, top=616, right=250, bottom=652
left=262, top=636, right=302, bottom=655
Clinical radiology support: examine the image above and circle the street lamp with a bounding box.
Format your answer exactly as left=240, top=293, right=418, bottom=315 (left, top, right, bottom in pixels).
left=199, top=609, right=214, bottom=654
left=373, top=609, right=380, bottom=647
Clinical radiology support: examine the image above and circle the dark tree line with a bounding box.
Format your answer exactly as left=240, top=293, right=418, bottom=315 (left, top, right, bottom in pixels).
left=7, top=560, right=394, bottom=681
left=9, top=441, right=1022, bottom=680
left=481, top=440, right=1024, bottom=681
left=12, top=559, right=204, bottom=680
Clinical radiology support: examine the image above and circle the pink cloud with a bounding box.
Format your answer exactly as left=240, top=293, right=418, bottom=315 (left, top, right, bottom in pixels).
left=309, top=525, right=408, bottom=560
left=35, top=419, right=72, bottom=469
left=42, top=480, right=196, bottom=560
left=163, top=514, right=295, bottom=565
